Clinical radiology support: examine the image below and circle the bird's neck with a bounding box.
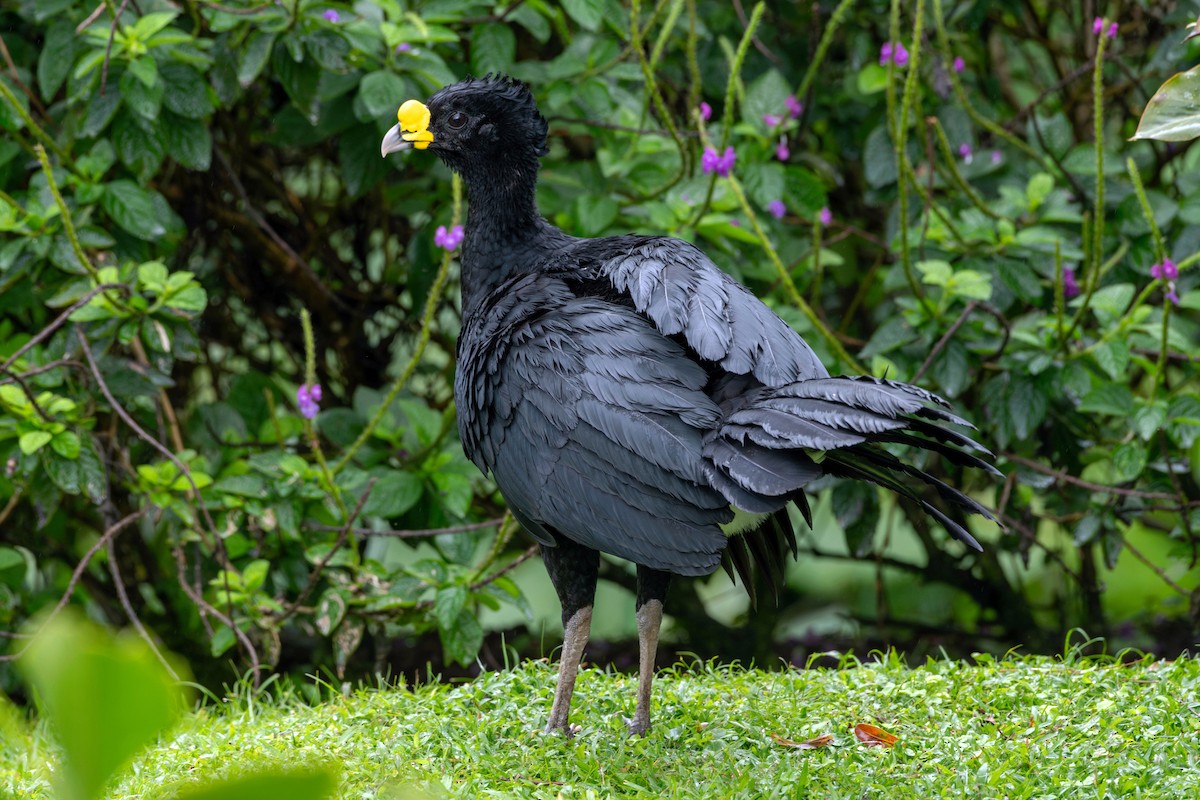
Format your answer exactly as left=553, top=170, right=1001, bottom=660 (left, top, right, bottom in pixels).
left=459, top=170, right=566, bottom=309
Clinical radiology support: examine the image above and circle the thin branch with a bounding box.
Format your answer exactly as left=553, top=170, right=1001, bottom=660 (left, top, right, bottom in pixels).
left=303, top=517, right=505, bottom=538
left=1003, top=452, right=1178, bottom=500
left=75, top=326, right=228, bottom=566
left=107, top=539, right=181, bottom=679
left=277, top=477, right=376, bottom=624
left=0, top=508, right=146, bottom=662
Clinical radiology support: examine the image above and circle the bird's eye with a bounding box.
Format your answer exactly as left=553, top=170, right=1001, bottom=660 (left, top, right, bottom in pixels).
left=448, top=111, right=468, bottom=130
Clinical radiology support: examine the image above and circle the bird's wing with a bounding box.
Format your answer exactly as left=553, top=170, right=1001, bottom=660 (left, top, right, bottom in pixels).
left=571, top=235, right=830, bottom=386
left=459, top=275, right=732, bottom=575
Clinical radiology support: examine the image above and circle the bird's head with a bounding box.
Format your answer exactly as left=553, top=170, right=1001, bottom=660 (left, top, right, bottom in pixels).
left=380, top=75, right=549, bottom=180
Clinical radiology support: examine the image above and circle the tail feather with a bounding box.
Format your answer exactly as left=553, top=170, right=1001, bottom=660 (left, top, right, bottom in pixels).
left=720, top=507, right=796, bottom=608
left=706, top=375, right=998, bottom=562
left=824, top=448, right=984, bottom=551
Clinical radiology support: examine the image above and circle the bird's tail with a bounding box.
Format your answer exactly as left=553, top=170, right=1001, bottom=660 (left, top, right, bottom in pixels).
left=706, top=376, right=999, bottom=598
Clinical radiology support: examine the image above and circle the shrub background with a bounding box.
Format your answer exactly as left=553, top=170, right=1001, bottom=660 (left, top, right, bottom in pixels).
left=0, top=0, right=1197, bottom=696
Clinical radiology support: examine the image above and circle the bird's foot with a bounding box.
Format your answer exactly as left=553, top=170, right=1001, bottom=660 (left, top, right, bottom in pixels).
left=624, top=715, right=651, bottom=737
left=544, top=721, right=581, bottom=738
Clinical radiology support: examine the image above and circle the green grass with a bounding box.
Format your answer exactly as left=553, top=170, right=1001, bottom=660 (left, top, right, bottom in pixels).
left=4, top=654, right=1200, bottom=799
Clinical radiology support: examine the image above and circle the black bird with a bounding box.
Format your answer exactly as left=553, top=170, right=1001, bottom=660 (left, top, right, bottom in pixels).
left=381, top=75, right=997, bottom=736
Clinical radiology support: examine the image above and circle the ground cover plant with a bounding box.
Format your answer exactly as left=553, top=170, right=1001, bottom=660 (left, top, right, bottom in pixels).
left=0, top=0, right=1198, bottom=733
left=3, top=616, right=1200, bottom=800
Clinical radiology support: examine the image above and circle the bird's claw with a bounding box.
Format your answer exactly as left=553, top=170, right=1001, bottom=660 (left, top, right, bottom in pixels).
left=544, top=722, right=582, bottom=738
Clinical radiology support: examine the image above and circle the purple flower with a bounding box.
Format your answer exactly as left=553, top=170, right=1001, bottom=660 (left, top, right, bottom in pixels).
left=702, top=146, right=736, bottom=177
left=1150, top=258, right=1178, bottom=280
left=1093, top=17, right=1104, bottom=35
left=785, top=95, right=803, bottom=119
left=395, top=42, right=412, bottom=53
left=1165, top=286, right=1181, bottom=305
left=763, top=113, right=781, bottom=127
left=767, top=200, right=786, bottom=220
left=953, top=56, right=965, bottom=73
left=297, top=384, right=322, bottom=420
left=958, top=142, right=973, bottom=164
left=990, top=150, right=1002, bottom=165
left=699, top=101, right=712, bottom=122
left=729, top=218, right=741, bottom=227
left=322, top=9, right=340, bottom=22
left=1063, top=267, right=1080, bottom=298
left=775, top=138, right=790, bottom=161
left=434, top=224, right=464, bottom=252
left=1107, top=22, right=1119, bottom=39
left=881, top=41, right=909, bottom=67
left=818, top=207, right=832, bottom=226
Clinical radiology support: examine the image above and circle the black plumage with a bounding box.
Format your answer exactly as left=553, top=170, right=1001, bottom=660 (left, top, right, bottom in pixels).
left=381, top=75, right=998, bottom=736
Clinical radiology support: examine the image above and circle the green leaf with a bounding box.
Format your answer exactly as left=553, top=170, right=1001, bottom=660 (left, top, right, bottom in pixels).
left=43, top=449, right=81, bottom=493
left=1078, top=384, right=1134, bottom=417
left=50, top=430, right=81, bottom=459
left=37, top=20, right=76, bottom=101
left=103, top=180, right=168, bottom=240
left=274, top=47, right=320, bottom=121
left=470, top=24, right=516, bottom=77
left=162, top=112, right=213, bottom=170
left=0, top=547, right=25, bottom=588
left=20, top=614, right=187, bottom=800
left=172, top=769, right=336, bottom=800
left=160, top=63, right=214, bottom=119
left=947, top=269, right=993, bottom=301
left=573, top=194, right=618, bottom=237
left=305, top=29, right=348, bottom=71
left=361, top=469, right=423, bottom=519
left=1091, top=339, right=1130, bottom=381
left=743, top=68, right=790, bottom=128
left=315, top=589, right=347, bottom=636
left=1007, top=378, right=1047, bottom=440
left=1073, top=514, right=1101, bottom=546
left=1132, top=402, right=1167, bottom=441
left=856, top=64, right=889, bottom=95
left=18, top=430, right=52, bottom=455
left=238, top=31, right=276, bottom=87
left=1111, top=442, right=1147, bottom=482
left=210, top=624, right=237, bottom=657
left=1132, top=64, right=1200, bottom=142
left=127, top=56, right=159, bottom=88
left=442, top=608, right=483, bottom=667
left=1026, top=173, right=1054, bottom=211
left=355, top=70, right=407, bottom=121
left=339, top=123, right=387, bottom=198
left=129, top=10, right=179, bottom=40
left=119, top=67, right=164, bottom=119
left=242, top=559, right=270, bottom=593
left=1087, top=283, right=1135, bottom=325
left=77, top=434, right=108, bottom=504
left=81, top=90, right=122, bottom=138
left=561, top=0, right=604, bottom=31
left=917, top=259, right=953, bottom=287
left=113, top=113, right=166, bottom=179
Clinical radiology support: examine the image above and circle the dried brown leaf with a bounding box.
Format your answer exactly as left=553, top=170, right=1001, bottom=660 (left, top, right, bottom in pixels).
left=853, top=723, right=898, bottom=747
left=770, top=732, right=835, bottom=750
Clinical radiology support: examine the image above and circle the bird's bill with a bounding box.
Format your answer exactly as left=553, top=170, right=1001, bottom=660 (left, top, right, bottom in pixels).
left=381, top=99, right=434, bottom=157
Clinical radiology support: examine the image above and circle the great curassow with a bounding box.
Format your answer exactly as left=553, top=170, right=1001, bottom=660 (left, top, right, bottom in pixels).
left=381, top=75, right=998, bottom=736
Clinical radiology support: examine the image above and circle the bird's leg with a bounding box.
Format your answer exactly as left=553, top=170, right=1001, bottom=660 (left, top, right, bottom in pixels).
left=540, top=539, right=599, bottom=736
left=628, top=565, right=671, bottom=737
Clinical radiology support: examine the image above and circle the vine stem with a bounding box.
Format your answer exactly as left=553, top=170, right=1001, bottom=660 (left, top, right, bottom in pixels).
left=689, top=1, right=764, bottom=228
left=793, top=0, right=856, bottom=104
left=334, top=174, right=461, bottom=474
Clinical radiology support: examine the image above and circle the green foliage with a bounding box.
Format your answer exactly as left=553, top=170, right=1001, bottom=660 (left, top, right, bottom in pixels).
left=0, top=0, right=1196, bottom=698
left=11, top=613, right=334, bottom=800
left=6, top=650, right=1200, bottom=799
